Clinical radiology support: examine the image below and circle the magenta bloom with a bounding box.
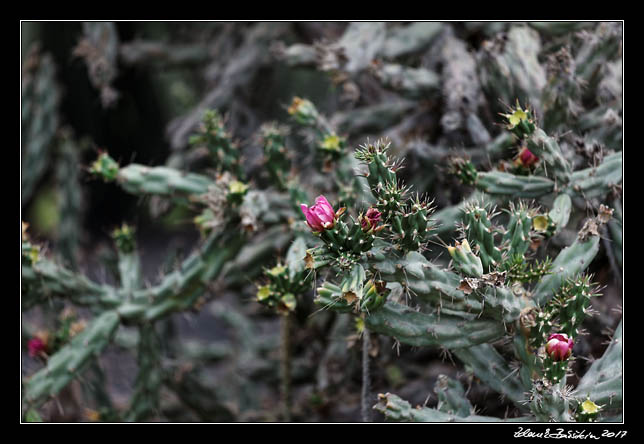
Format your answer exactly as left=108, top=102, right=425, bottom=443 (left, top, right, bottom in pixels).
left=28, top=337, right=47, bottom=357
left=301, top=195, right=336, bottom=232
left=361, top=207, right=382, bottom=231
left=517, top=147, right=539, bottom=167
left=545, top=333, right=574, bottom=361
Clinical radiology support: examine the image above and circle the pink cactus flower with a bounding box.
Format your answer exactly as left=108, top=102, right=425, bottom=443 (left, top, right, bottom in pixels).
left=516, top=147, right=539, bottom=168
left=545, top=333, right=574, bottom=361
left=301, top=195, right=336, bottom=232
left=28, top=337, right=47, bottom=357
left=361, top=207, right=382, bottom=231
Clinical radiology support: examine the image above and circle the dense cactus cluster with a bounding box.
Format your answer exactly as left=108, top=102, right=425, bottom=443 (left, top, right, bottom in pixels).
left=22, top=21, right=621, bottom=423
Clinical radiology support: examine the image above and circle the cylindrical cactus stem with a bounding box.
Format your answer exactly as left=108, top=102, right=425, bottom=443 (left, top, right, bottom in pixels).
left=280, top=312, right=292, bottom=422
left=355, top=139, right=407, bottom=220
left=432, top=191, right=497, bottom=239
left=23, top=311, right=121, bottom=407
left=370, top=62, right=440, bottom=100
left=364, top=301, right=506, bottom=349
left=532, top=209, right=610, bottom=306
left=477, top=26, right=546, bottom=114
left=475, top=170, right=555, bottom=198
left=112, top=230, right=244, bottom=323
left=55, top=130, right=83, bottom=269
left=462, top=205, right=503, bottom=272
left=113, top=223, right=141, bottom=298
left=529, top=378, right=575, bottom=422
left=574, top=22, right=622, bottom=88
left=573, top=320, right=622, bottom=409
left=287, top=96, right=326, bottom=130
left=21, top=46, right=61, bottom=205
left=125, top=323, right=162, bottom=422
left=188, top=109, right=244, bottom=178
left=502, top=203, right=533, bottom=259
left=567, top=151, right=622, bottom=198
left=448, top=239, right=484, bottom=278
left=453, top=343, right=528, bottom=407
left=260, top=122, right=291, bottom=190
left=547, top=194, right=572, bottom=235
left=361, top=323, right=372, bottom=422
left=525, top=128, right=572, bottom=184
left=551, top=275, right=599, bottom=339
left=434, top=375, right=473, bottom=417
left=439, top=27, right=484, bottom=141
left=22, top=257, right=120, bottom=310
left=607, top=197, right=622, bottom=269
left=374, top=393, right=514, bottom=422
left=116, top=163, right=214, bottom=197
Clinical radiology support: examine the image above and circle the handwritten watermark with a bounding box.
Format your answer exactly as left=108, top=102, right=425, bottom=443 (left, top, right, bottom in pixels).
left=514, top=427, right=627, bottom=439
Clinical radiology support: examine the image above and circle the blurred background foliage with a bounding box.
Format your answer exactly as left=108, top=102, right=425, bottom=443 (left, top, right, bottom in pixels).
left=21, top=21, right=621, bottom=422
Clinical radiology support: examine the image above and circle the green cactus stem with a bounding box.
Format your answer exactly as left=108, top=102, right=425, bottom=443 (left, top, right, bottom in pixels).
left=453, top=343, right=528, bottom=407
left=115, top=163, right=214, bottom=197
left=501, top=203, right=533, bottom=260
left=566, top=152, right=622, bottom=199
left=188, top=109, right=244, bottom=178
left=21, top=46, right=61, bottom=205
left=434, top=375, right=473, bottom=417
left=476, top=171, right=555, bottom=199
left=125, top=323, right=162, bottom=421
left=547, top=194, right=572, bottom=235
left=364, top=301, right=506, bottom=349
left=525, top=128, right=572, bottom=184
left=374, top=393, right=524, bottom=422
left=23, top=311, right=120, bottom=407
left=532, top=217, right=604, bottom=306
left=462, top=204, right=503, bottom=272
left=55, top=131, right=83, bottom=269
left=448, top=239, right=484, bottom=278
left=573, top=321, right=622, bottom=412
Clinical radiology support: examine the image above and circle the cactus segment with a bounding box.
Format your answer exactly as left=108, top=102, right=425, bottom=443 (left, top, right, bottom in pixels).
left=448, top=239, right=484, bottom=278
left=548, top=194, right=572, bottom=235
left=116, top=164, right=213, bottom=197
left=364, top=301, right=506, bottom=349
left=526, top=128, right=572, bottom=184
left=573, top=321, right=622, bottom=410
left=374, top=393, right=517, bottom=422
left=462, top=205, right=503, bottom=272
left=567, top=152, right=622, bottom=198
left=476, top=171, right=555, bottom=198
left=24, top=311, right=120, bottom=406
left=533, top=234, right=600, bottom=306
left=453, top=344, right=528, bottom=406
left=434, top=375, right=473, bottom=417
left=502, top=204, right=532, bottom=259
left=125, top=324, right=162, bottom=421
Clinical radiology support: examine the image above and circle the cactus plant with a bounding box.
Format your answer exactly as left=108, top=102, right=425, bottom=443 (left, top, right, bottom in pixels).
left=22, top=21, right=621, bottom=423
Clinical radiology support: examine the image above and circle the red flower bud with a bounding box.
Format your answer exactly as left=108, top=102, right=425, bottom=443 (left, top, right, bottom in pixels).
left=301, top=195, right=336, bottom=232
left=545, top=333, right=574, bottom=361
left=516, top=147, right=539, bottom=168
left=360, top=207, right=382, bottom=232
left=28, top=337, right=47, bottom=357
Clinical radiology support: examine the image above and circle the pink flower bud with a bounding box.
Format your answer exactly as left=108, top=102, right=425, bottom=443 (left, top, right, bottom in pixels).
left=360, top=207, right=382, bottom=231
left=28, top=337, right=47, bottom=357
left=516, top=147, right=539, bottom=168
left=545, top=333, right=574, bottom=361
left=300, top=195, right=336, bottom=232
